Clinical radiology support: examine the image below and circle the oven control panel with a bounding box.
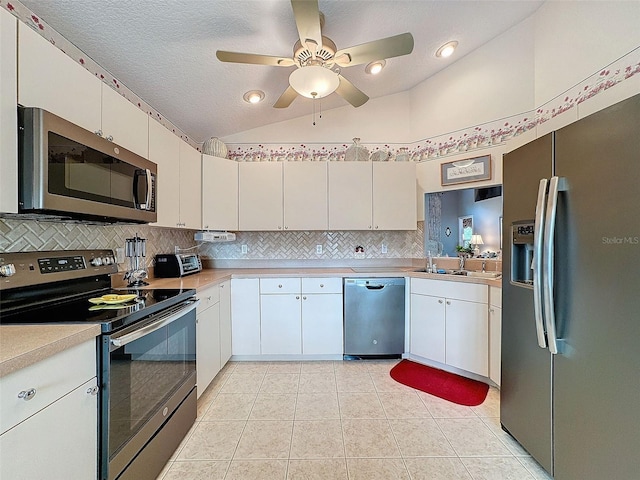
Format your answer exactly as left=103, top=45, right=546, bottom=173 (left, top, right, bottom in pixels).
left=0, top=250, right=118, bottom=290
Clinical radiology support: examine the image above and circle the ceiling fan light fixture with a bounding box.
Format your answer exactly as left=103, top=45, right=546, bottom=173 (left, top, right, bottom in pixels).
left=243, top=90, right=265, bottom=104
left=436, top=40, right=458, bottom=58
left=289, top=65, right=340, bottom=99
left=365, top=60, right=386, bottom=75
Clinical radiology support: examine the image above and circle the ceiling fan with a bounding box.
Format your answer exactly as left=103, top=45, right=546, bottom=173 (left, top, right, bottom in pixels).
left=216, top=0, right=414, bottom=108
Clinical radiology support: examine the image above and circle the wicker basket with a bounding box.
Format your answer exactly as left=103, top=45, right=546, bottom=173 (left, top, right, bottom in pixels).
left=202, top=137, right=228, bottom=158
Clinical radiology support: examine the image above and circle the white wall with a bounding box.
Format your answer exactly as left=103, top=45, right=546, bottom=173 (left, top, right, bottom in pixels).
left=534, top=1, right=640, bottom=106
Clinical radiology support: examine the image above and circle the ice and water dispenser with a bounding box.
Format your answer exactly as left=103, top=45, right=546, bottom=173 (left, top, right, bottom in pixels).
left=511, top=221, right=534, bottom=286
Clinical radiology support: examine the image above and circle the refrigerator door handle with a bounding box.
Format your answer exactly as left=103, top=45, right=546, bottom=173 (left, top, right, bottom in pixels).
left=533, top=178, right=549, bottom=348
left=543, top=176, right=567, bottom=354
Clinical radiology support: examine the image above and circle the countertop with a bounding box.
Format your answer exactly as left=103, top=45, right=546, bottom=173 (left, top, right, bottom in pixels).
left=1, top=265, right=501, bottom=378
left=137, top=266, right=503, bottom=291
left=0, top=324, right=101, bottom=378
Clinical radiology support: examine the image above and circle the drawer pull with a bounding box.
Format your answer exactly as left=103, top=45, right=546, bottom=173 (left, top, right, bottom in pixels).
left=296, top=296, right=300, bottom=300
left=18, top=388, right=37, bottom=401
left=278, top=284, right=282, bottom=288
left=86, top=386, right=100, bottom=396
left=302, top=296, right=307, bottom=300
left=438, top=299, right=443, bottom=304
left=320, top=284, right=324, bottom=288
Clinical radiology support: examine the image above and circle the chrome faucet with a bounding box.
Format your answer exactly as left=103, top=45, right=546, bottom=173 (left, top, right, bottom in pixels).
left=482, top=261, right=486, bottom=273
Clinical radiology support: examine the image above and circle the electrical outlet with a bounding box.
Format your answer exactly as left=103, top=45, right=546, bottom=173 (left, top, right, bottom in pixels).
left=316, top=245, right=323, bottom=254
left=115, top=248, right=125, bottom=264
left=381, top=244, right=388, bottom=254
left=241, top=244, right=248, bottom=254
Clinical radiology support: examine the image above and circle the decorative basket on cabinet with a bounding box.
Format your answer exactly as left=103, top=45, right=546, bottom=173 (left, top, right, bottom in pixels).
left=202, top=137, right=228, bottom=158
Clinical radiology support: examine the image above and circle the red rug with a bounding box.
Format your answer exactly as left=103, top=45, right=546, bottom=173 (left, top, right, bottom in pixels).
left=390, top=360, right=489, bottom=406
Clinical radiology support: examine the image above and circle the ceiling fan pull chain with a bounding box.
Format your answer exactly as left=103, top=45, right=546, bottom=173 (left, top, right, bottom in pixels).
left=312, top=93, right=317, bottom=126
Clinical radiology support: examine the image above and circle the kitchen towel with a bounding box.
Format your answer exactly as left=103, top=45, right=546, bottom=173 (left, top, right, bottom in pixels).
left=390, top=359, right=489, bottom=406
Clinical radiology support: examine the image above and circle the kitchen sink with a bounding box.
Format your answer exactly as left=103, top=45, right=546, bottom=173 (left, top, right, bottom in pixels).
left=467, top=271, right=502, bottom=279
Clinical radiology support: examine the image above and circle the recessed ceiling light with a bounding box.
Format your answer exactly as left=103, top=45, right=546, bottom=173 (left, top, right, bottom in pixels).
left=243, top=90, right=265, bottom=104
left=435, top=41, right=458, bottom=59
left=365, top=60, right=386, bottom=75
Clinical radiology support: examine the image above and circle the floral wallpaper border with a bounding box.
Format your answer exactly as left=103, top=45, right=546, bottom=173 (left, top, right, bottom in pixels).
left=2, top=1, right=639, bottom=159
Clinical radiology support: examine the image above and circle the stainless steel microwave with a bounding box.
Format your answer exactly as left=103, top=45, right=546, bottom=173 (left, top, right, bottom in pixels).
left=18, top=107, right=157, bottom=223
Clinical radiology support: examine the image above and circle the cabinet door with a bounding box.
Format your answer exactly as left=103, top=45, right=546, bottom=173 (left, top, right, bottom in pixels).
left=445, top=299, right=489, bottom=376
left=238, top=162, right=283, bottom=231
left=0, top=8, right=17, bottom=214
left=202, top=155, right=239, bottom=230
left=231, top=279, right=261, bottom=355
left=149, top=119, right=180, bottom=228
left=489, top=305, right=502, bottom=386
left=260, top=294, right=301, bottom=355
left=219, top=280, right=232, bottom=366
left=284, top=161, right=328, bottom=230
left=409, top=293, right=446, bottom=364
left=196, top=303, right=221, bottom=398
left=373, top=162, right=417, bottom=230
left=101, top=84, right=149, bottom=158
left=0, top=378, right=98, bottom=479
left=18, top=23, right=101, bottom=133
left=328, top=161, right=372, bottom=230
left=179, top=141, right=202, bottom=229
left=302, top=293, right=343, bottom=355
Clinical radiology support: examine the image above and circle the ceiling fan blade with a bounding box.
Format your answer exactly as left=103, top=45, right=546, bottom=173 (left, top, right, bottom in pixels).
left=334, top=33, right=414, bottom=67
left=216, top=50, right=296, bottom=67
left=335, top=75, right=369, bottom=107
left=273, top=86, right=298, bottom=108
left=290, top=0, right=322, bottom=54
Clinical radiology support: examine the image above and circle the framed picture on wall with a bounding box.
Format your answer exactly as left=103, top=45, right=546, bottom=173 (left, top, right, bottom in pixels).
left=441, top=155, right=491, bottom=186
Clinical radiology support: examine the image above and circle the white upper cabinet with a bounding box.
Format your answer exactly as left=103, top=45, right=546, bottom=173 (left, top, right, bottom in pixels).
left=18, top=22, right=101, bottom=133
left=284, top=161, right=328, bottom=230
left=179, top=141, right=202, bottom=229
left=238, top=162, right=283, bottom=231
left=18, top=23, right=149, bottom=158
left=100, top=84, right=149, bottom=158
left=202, top=155, right=239, bottom=231
left=0, top=8, right=17, bottom=214
left=328, top=161, right=373, bottom=230
left=372, top=161, right=416, bottom=230
left=149, top=119, right=180, bottom=228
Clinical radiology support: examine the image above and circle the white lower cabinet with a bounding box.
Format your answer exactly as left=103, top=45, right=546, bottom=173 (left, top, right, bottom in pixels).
left=410, top=278, right=489, bottom=377
left=219, top=280, right=232, bottom=366
left=302, top=292, right=343, bottom=355
left=260, top=293, right=302, bottom=354
left=196, top=284, right=221, bottom=398
left=0, top=339, right=98, bottom=479
left=231, top=278, right=261, bottom=355
left=489, top=286, right=502, bottom=386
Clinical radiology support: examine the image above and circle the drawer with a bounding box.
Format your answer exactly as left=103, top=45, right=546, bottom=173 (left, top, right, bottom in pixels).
left=302, top=277, right=342, bottom=294
left=411, top=278, right=487, bottom=303
left=0, top=339, right=96, bottom=435
left=197, top=284, right=220, bottom=312
left=260, top=277, right=301, bottom=294
left=489, top=286, right=502, bottom=308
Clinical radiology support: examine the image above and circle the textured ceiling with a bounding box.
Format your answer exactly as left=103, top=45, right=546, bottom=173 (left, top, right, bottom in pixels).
left=20, top=0, right=544, bottom=142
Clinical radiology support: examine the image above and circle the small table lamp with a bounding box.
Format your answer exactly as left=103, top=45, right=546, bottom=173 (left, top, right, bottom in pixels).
left=470, top=234, right=484, bottom=256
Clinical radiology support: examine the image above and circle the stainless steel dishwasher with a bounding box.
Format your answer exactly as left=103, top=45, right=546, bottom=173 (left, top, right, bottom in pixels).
left=343, top=277, right=405, bottom=359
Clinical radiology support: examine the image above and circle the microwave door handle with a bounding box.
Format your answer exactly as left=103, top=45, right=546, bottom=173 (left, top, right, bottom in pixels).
left=542, top=176, right=566, bottom=355
left=533, top=178, right=548, bottom=349
left=110, top=299, right=199, bottom=347
left=133, top=169, right=152, bottom=210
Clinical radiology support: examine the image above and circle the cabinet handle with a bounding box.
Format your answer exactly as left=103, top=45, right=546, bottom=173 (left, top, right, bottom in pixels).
left=278, top=226, right=282, bottom=230
left=446, top=301, right=451, bottom=305
left=375, top=226, right=379, bottom=229
left=278, top=284, right=282, bottom=288
left=207, top=296, right=212, bottom=301
left=302, top=296, right=306, bottom=300
left=86, top=386, right=100, bottom=396
left=368, top=226, right=372, bottom=229
left=220, top=284, right=224, bottom=288
left=106, top=135, right=114, bottom=142
left=438, top=299, right=443, bottom=304
left=296, top=296, right=300, bottom=300
left=95, top=129, right=103, bottom=137
left=320, top=284, right=324, bottom=288
left=285, top=226, right=288, bottom=230
left=489, top=308, right=495, bottom=313
left=18, top=388, right=37, bottom=401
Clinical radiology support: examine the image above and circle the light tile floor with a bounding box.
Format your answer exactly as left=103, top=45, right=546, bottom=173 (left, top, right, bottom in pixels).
left=157, top=360, right=553, bottom=480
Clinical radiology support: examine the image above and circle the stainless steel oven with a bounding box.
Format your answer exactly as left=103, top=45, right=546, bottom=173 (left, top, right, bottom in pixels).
left=102, top=296, right=197, bottom=480
left=0, top=250, right=198, bottom=480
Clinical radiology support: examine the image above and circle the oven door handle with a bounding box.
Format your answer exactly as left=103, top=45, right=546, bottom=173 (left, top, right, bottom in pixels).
left=110, top=298, right=200, bottom=347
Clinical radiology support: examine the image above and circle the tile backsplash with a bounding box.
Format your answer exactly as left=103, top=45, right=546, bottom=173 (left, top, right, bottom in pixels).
left=1, top=217, right=426, bottom=265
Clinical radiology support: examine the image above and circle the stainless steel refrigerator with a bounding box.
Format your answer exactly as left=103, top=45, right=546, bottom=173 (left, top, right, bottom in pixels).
left=501, top=93, right=640, bottom=479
